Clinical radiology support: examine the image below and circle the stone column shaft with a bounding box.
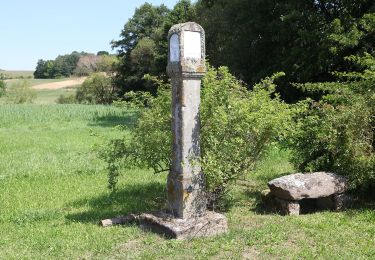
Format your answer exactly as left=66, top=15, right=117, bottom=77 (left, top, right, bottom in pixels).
left=167, top=77, right=206, bottom=219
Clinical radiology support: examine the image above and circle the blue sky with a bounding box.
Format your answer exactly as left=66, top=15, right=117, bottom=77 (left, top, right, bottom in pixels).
left=0, top=0, right=180, bottom=70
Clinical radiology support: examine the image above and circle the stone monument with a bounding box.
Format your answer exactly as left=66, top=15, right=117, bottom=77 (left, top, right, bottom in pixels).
left=262, top=172, right=350, bottom=215
left=166, top=22, right=207, bottom=219
left=101, top=22, right=228, bottom=240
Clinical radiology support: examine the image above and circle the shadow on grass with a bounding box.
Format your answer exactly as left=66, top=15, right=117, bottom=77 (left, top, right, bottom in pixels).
left=244, top=189, right=271, bottom=215
left=89, top=111, right=138, bottom=128
left=65, top=182, right=165, bottom=224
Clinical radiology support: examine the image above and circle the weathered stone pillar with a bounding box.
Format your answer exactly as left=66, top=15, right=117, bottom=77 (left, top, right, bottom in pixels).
left=101, top=22, right=228, bottom=239
left=166, top=22, right=206, bottom=219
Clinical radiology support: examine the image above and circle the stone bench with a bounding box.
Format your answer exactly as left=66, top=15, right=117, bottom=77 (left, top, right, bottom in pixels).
left=262, top=172, right=350, bottom=215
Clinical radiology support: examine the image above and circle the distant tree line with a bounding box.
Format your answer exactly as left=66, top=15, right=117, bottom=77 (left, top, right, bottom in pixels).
left=34, top=51, right=116, bottom=79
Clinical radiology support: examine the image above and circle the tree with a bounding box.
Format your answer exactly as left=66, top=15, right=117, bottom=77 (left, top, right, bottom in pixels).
left=97, top=51, right=110, bottom=56
left=130, top=38, right=157, bottom=77
left=34, top=52, right=87, bottom=79
left=97, top=55, right=119, bottom=75
left=53, top=52, right=82, bottom=78
left=74, top=54, right=119, bottom=76
left=154, top=0, right=197, bottom=73
left=74, top=54, right=102, bottom=76
left=111, top=3, right=169, bottom=95
left=288, top=9, right=375, bottom=192
left=111, top=1, right=196, bottom=95
left=112, top=3, right=169, bottom=55
left=34, top=59, right=57, bottom=79
left=76, top=73, right=115, bottom=104
left=34, top=59, right=46, bottom=79
left=196, top=0, right=375, bottom=101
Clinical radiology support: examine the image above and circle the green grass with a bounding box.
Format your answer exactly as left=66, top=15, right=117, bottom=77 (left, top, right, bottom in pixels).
left=5, top=78, right=70, bottom=87
left=1, top=79, right=80, bottom=105
left=0, top=104, right=374, bottom=259
left=0, top=70, right=34, bottom=79
left=34, top=87, right=77, bottom=104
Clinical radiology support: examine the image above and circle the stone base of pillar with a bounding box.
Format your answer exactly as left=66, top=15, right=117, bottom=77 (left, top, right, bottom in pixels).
left=101, top=211, right=228, bottom=240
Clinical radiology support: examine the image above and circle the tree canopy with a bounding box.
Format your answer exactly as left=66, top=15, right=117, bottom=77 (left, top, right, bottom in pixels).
left=111, top=0, right=196, bottom=95
left=34, top=51, right=86, bottom=79
left=111, top=0, right=374, bottom=102
left=196, top=0, right=374, bottom=100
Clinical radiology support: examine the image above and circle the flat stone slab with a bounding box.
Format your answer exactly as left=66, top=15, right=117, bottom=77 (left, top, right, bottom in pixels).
left=268, top=172, right=348, bottom=200
left=101, top=211, right=228, bottom=240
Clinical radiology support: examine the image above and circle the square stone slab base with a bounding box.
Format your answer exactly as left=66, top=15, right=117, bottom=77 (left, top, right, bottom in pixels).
left=101, top=211, right=228, bottom=240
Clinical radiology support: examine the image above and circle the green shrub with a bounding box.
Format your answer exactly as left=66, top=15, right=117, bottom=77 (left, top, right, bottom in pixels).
left=6, top=80, right=36, bottom=104
left=99, top=66, right=296, bottom=204
left=289, top=78, right=375, bottom=191
left=0, top=74, right=5, bottom=97
left=76, top=73, right=115, bottom=104
left=56, top=94, right=77, bottom=104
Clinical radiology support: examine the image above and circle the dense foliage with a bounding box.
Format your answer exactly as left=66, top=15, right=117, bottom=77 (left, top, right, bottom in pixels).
left=74, top=54, right=118, bottom=77
left=34, top=52, right=83, bottom=79
left=99, top=67, right=296, bottom=203
left=285, top=8, right=375, bottom=191
left=289, top=55, right=375, bottom=191
left=75, top=73, right=115, bottom=104
left=111, top=0, right=196, bottom=95
left=111, top=0, right=374, bottom=102
left=196, top=0, right=374, bottom=101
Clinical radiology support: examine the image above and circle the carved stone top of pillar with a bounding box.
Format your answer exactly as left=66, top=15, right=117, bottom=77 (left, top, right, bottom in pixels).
left=167, top=22, right=206, bottom=79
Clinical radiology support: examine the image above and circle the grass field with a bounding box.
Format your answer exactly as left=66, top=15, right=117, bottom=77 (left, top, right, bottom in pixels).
left=5, top=78, right=69, bottom=87
left=0, top=70, right=34, bottom=79
left=0, top=103, right=374, bottom=258
left=1, top=78, right=81, bottom=105
left=34, top=87, right=77, bottom=104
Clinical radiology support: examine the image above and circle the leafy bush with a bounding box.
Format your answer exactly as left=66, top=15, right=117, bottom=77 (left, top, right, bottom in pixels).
left=289, top=56, right=375, bottom=190
left=56, top=94, right=77, bottom=104
left=76, top=73, right=115, bottom=104
left=0, top=74, right=6, bottom=97
left=99, top=66, right=296, bottom=204
left=6, top=80, right=36, bottom=104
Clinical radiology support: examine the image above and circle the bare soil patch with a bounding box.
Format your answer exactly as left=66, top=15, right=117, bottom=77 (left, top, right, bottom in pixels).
left=32, top=77, right=86, bottom=90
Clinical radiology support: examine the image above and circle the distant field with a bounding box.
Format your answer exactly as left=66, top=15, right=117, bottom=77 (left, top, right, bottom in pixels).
left=32, top=77, right=86, bottom=89
left=2, top=77, right=84, bottom=104
left=5, top=78, right=69, bottom=86
left=0, top=70, right=34, bottom=79
left=34, top=87, right=77, bottom=104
